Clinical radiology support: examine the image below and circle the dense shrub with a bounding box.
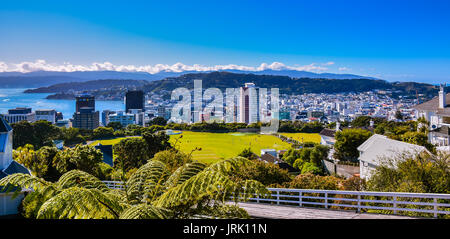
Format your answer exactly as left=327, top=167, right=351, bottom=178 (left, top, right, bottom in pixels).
left=367, top=152, right=450, bottom=194
left=232, top=160, right=292, bottom=186
left=283, top=173, right=342, bottom=190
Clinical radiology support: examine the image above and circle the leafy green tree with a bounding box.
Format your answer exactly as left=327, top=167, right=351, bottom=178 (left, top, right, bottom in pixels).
left=125, top=124, right=144, bottom=136
left=53, top=145, right=103, bottom=176
left=310, top=145, right=329, bottom=166
left=59, top=127, right=85, bottom=146
left=238, top=147, right=258, bottom=160
left=92, top=127, right=115, bottom=139
left=395, top=110, right=403, bottom=121
left=13, top=145, right=61, bottom=181
left=113, top=137, right=150, bottom=173
left=367, top=152, right=450, bottom=194
left=152, top=149, right=192, bottom=173
left=282, top=148, right=302, bottom=165
left=149, top=116, right=167, bottom=126
left=283, top=173, right=342, bottom=190
left=0, top=157, right=268, bottom=219
left=334, top=129, right=373, bottom=162
left=142, top=131, right=172, bottom=158
left=11, top=120, right=60, bottom=149
left=399, top=131, right=435, bottom=153
left=231, top=160, right=292, bottom=186
left=107, top=121, right=123, bottom=130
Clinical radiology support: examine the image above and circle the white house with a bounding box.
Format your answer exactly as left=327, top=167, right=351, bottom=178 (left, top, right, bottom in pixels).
left=357, top=134, right=428, bottom=179
left=414, top=84, right=450, bottom=149
left=0, top=116, right=30, bottom=217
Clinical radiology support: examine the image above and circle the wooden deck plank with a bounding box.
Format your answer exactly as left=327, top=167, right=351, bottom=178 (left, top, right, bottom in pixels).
left=235, top=202, right=419, bottom=219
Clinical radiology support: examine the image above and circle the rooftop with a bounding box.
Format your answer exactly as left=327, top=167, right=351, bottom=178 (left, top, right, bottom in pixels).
left=414, top=93, right=450, bottom=115
left=0, top=116, right=12, bottom=133
left=357, top=134, right=428, bottom=165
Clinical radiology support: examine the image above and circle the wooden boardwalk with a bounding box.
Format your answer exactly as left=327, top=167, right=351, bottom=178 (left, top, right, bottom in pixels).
left=236, top=202, right=418, bottom=219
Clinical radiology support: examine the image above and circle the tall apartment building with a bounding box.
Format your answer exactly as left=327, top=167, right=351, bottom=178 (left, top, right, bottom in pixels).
left=125, top=90, right=145, bottom=113
left=0, top=107, right=35, bottom=124
left=35, top=109, right=57, bottom=124
left=239, top=83, right=259, bottom=124
left=73, top=95, right=99, bottom=130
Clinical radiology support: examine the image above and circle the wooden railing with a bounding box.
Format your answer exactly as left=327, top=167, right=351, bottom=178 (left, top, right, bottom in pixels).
left=102, top=181, right=450, bottom=218
left=252, top=188, right=450, bottom=218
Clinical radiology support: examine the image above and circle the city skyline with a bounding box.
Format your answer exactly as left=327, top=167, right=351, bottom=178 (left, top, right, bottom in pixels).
left=1, top=0, right=450, bottom=84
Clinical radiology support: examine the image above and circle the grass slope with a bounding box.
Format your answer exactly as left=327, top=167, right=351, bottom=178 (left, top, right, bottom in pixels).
left=169, top=131, right=293, bottom=164
left=279, top=133, right=321, bottom=144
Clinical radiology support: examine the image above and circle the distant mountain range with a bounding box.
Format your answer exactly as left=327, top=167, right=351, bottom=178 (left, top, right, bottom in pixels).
left=0, top=69, right=378, bottom=88
left=23, top=71, right=439, bottom=101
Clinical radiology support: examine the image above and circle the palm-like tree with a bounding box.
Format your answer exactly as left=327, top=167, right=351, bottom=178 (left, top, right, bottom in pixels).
left=0, top=157, right=268, bottom=219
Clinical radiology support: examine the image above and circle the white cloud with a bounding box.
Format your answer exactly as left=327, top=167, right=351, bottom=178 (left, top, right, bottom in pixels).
left=338, top=67, right=350, bottom=71
left=0, top=59, right=333, bottom=74
left=0, top=62, right=8, bottom=72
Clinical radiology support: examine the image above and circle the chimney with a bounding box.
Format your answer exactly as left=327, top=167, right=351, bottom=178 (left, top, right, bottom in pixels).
left=439, top=83, right=446, bottom=109
left=336, top=121, right=341, bottom=131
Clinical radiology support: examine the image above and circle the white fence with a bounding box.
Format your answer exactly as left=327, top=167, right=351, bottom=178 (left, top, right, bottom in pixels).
left=103, top=181, right=125, bottom=190
left=102, top=181, right=450, bottom=218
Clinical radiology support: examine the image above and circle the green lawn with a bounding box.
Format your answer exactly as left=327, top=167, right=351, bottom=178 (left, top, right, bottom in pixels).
left=88, top=132, right=298, bottom=164
left=279, top=133, right=321, bottom=144
left=89, top=137, right=137, bottom=146
left=169, top=131, right=293, bottom=164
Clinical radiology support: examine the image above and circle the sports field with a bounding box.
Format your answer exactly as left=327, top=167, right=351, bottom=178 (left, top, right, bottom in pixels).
left=279, top=133, right=321, bottom=144
left=88, top=132, right=317, bottom=164
left=169, top=131, right=292, bottom=164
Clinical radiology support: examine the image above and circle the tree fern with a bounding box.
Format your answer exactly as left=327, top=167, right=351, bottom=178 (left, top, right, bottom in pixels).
left=37, top=187, right=126, bottom=219
left=165, top=161, right=206, bottom=188
left=0, top=173, right=51, bottom=196
left=56, top=170, right=109, bottom=192
left=206, top=156, right=253, bottom=175
left=125, top=160, right=170, bottom=203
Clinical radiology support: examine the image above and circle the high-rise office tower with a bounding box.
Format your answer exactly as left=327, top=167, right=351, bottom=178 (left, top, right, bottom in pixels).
left=75, top=95, right=95, bottom=113
left=73, top=94, right=99, bottom=130
left=125, top=90, right=145, bottom=113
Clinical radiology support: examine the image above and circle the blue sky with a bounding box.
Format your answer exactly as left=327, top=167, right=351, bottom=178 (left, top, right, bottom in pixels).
left=1, top=0, right=450, bottom=83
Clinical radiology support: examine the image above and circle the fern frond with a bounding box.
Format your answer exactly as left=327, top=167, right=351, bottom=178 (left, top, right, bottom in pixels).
left=206, top=157, right=253, bottom=174
left=0, top=173, right=52, bottom=196
left=154, top=158, right=269, bottom=212
left=126, top=160, right=170, bottom=203
left=153, top=169, right=237, bottom=209
left=36, top=187, right=125, bottom=219
left=119, top=204, right=172, bottom=219
left=165, top=161, right=206, bottom=188
left=56, top=170, right=108, bottom=192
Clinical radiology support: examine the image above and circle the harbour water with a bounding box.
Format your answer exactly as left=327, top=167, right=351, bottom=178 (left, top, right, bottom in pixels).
left=0, top=88, right=125, bottom=120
